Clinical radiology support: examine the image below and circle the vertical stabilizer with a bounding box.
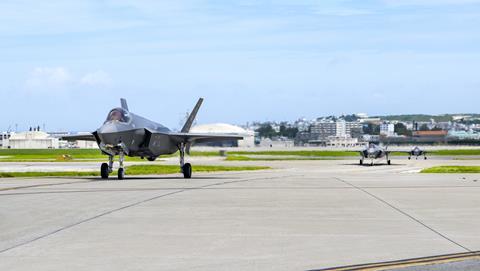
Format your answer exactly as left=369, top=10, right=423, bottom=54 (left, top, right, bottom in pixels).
left=181, top=98, right=203, bottom=133
left=120, top=98, right=129, bottom=111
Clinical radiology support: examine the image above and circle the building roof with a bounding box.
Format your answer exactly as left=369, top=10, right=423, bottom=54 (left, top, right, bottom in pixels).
left=413, top=130, right=448, bottom=137
left=9, top=131, right=52, bottom=140
left=190, top=123, right=253, bottom=135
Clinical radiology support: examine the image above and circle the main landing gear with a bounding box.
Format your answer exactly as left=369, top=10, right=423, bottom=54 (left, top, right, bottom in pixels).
left=100, top=152, right=125, bottom=180
left=179, top=143, right=192, bottom=179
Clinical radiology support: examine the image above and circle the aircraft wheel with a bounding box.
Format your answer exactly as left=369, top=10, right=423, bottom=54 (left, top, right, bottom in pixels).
left=424, top=157, right=427, bottom=160
left=360, top=159, right=363, bottom=165
left=408, top=157, right=411, bottom=160
left=182, top=163, right=192, bottom=179
left=387, top=160, right=391, bottom=165
left=118, top=168, right=125, bottom=180
left=101, top=163, right=109, bottom=179
left=147, top=157, right=156, bottom=161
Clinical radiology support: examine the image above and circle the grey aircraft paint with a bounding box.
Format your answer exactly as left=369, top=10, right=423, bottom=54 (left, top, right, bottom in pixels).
left=62, top=98, right=244, bottom=179
left=358, top=143, right=428, bottom=165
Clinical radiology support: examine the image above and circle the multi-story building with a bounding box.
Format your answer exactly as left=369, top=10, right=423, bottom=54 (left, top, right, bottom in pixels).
left=380, top=123, right=395, bottom=137
left=310, top=121, right=336, bottom=139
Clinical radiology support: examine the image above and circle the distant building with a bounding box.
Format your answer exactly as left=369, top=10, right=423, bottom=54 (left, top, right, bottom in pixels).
left=8, top=131, right=59, bottom=149
left=258, top=137, right=294, bottom=148
left=358, top=118, right=382, bottom=124
left=413, top=130, right=448, bottom=137
left=190, top=123, right=255, bottom=147
left=448, top=130, right=480, bottom=140
left=310, top=121, right=336, bottom=139
left=380, top=123, right=395, bottom=137
left=311, top=121, right=363, bottom=139
left=309, top=136, right=361, bottom=147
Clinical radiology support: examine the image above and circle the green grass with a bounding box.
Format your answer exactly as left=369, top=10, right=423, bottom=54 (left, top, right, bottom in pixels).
left=229, top=150, right=359, bottom=157
left=2, top=148, right=480, bottom=163
left=0, top=149, right=221, bottom=162
left=225, top=155, right=343, bottom=161
left=420, top=166, right=480, bottom=173
left=429, top=149, right=480, bottom=156
left=0, top=164, right=270, bottom=178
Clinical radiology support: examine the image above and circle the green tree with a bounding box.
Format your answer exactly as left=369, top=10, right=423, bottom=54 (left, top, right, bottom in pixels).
left=419, top=124, right=430, bottom=131
left=363, top=124, right=380, bottom=135
left=394, top=123, right=412, bottom=136
left=256, top=124, right=277, bottom=138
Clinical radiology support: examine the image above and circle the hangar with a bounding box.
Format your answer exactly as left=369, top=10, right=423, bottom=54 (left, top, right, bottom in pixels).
left=190, top=123, right=255, bottom=147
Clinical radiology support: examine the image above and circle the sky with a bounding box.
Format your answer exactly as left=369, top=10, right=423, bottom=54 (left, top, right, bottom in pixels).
left=1, top=0, right=480, bottom=131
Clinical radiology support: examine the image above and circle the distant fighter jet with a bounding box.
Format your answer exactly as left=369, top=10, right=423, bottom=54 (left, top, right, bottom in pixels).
left=62, top=98, right=243, bottom=179
left=407, top=146, right=427, bottom=160
left=359, top=143, right=391, bottom=166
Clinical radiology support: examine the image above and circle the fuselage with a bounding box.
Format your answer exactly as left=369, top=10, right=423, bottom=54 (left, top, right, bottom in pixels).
left=410, top=146, right=424, bottom=156
left=362, top=144, right=387, bottom=159
left=95, top=107, right=177, bottom=158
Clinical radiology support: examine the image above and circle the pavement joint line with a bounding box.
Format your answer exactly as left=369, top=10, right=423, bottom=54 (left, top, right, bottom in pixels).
left=311, top=251, right=480, bottom=271
left=0, top=173, right=301, bottom=255
left=333, top=176, right=472, bottom=253
left=2, top=185, right=480, bottom=197
left=0, top=179, right=95, bottom=192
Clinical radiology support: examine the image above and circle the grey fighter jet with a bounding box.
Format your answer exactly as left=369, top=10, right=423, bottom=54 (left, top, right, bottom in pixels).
left=62, top=98, right=243, bottom=179
left=359, top=143, right=391, bottom=166
left=407, top=146, right=427, bottom=160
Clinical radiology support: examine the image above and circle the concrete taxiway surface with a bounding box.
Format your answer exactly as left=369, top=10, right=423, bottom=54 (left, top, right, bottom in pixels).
left=0, top=159, right=479, bottom=270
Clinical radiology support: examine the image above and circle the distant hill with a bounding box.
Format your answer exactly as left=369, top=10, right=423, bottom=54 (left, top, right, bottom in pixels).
left=372, top=114, right=480, bottom=122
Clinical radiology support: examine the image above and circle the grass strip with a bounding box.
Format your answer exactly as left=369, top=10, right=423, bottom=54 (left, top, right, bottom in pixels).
left=225, top=155, right=343, bottom=161
left=0, top=164, right=270, bottom=178
left=420, top=166, right=480, bottom=173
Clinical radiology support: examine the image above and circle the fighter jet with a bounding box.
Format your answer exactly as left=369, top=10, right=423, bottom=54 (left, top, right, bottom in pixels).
left=407, top=146, right=427, bottom=160
left=62, top=98, right=243, bottom=179
left=359, top=143, right=391, bottom=166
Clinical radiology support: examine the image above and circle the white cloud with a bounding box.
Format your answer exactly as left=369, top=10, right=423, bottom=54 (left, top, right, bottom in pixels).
left=25, top=67, right=112, bottom=92
left=26, top=67, right=72, bottom=89
left=383, top=0, right=480, bottom=6
left=315, top=8, right=375, bottom=17
left=80, top=70, right=112, bottom=86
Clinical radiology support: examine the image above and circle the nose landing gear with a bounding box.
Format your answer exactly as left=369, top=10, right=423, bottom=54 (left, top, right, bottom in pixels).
left=99, top=153, right=125, bottom=180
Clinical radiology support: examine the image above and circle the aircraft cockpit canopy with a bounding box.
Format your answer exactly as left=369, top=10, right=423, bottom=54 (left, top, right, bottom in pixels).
left=105, top=108, right=131, bottom=123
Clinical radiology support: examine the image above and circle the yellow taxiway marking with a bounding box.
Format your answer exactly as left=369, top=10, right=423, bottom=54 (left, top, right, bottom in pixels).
left=320, top=251, right=480, bottom=271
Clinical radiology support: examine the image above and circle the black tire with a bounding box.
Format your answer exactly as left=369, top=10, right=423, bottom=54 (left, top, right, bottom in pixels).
left=408, top=157, right=411, bottom=160
left=118, top=168, right=125, bottom=180
left=147, top=157, right=156, bottom=161
left=424, top=156, right=427, bottom=160
left=182, top=163, right=192, bottom=179
left=387, top=160, right=391, bottom=165
left=101, top=163, right=109, bottom=179
left=360, top=159, right=363, bottom=165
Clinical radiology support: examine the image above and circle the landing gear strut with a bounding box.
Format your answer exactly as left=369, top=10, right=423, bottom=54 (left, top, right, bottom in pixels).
left=118, top=151, right=125, bottom=180
left=179, top=142, right=192, bottom=178
left=100, top=153, right=126, bottom=180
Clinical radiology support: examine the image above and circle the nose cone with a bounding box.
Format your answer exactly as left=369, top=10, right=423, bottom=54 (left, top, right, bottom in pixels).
left=96, top=121, right=133, bottom=145
left=98, top=121, right=129, bottom=134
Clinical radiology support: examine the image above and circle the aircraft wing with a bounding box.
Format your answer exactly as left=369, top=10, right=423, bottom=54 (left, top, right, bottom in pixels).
left=60, top=133, right=97, bottom=141
left=166, top=132, right=244, bottom=144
